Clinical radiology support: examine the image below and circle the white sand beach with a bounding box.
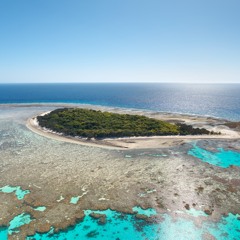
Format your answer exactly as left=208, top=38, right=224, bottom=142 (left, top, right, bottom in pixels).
left=26, top=106, right=240, bottom=150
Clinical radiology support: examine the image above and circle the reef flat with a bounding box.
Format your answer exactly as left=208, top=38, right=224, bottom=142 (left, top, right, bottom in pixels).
left=0, top=104, right=239, bottom=239
left=28, top=104, right=239, bottom=150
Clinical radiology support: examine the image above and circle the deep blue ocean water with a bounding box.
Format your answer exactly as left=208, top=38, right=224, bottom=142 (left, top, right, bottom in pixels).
left=0, top=83, right=240, bottom=120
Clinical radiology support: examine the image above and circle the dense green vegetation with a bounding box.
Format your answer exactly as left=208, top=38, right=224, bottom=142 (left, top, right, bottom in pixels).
left=37, top=108, right=215, bottom=139
left=176, top=123, right=217, bottom=135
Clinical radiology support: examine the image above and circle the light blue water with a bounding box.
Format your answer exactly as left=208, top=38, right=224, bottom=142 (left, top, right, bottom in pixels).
left=26, top=208, right=158, bottom=240
left=0, top=185, right=30, bottom=200
left=33, top=206, right=46, bottom=212
left=132, top=206, right=157, bottom=217
left=188, top=145, right=240, bottom=168
left=70, top=196, right=81, bottom=204
left=206, top=213, right=240, bottom=240
left=0, top=228, right=7, bottom=240
left=24, top=209, right=240, bottom=240
left=8, top=213, right=32, bottom=235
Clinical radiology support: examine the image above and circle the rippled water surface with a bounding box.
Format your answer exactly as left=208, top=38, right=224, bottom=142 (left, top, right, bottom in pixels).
left=0, top=83, right=240, bottom=120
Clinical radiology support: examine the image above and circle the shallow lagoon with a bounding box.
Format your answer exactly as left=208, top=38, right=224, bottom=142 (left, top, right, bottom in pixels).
left=0, top=208, right=239, bottom=239
left=0, top=228, right=7, bottom=240
left=25, top=208, right=159, bottom=240
left=24, top=209, right=239, bottom=240
left=8, top=213, right=33, bottom=235
left=188, top=144, right=240, bottom=168
left=0, top=185, right=30, bottom=200
left=34, top=206, right=46, bottom=212
left=70, top=196, right=81, bottom=204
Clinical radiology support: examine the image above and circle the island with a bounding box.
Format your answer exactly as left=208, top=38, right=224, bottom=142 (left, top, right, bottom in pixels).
left=36, top=108, right=215, bottom=139
left=26, top=106, right=239, bottom=150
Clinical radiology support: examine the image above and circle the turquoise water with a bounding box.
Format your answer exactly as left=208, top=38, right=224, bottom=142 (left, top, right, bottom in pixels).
left=0, top=207, right=239, bottom=239
left=206, top=213, right=240, bottom=240
left=27, top=208, right=158, bottom=240
left=33, top=206, right=46, bottom=212
left=188, top=145, right=240, bottom=168
left=8, top=213, right=33, bottom=235
left=0, top=228, right=7, bottom=240
left=70, top=196, right=81, bottom=204
left=0, top=185, right=30, bottom=200
left=132, top=206, right=157, bottom=217
left=24, top=209, right=240, bottom=240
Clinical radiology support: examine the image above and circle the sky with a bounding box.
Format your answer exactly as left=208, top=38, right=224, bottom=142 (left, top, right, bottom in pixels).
left=0, top=0, right=239, bottom=83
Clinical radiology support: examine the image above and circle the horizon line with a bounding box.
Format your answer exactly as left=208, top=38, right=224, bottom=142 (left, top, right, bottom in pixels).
left=0, top=81, right=240, bottom=84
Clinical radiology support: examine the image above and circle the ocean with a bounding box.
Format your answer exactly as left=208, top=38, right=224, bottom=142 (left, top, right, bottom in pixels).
left=0, top=83, right=240, bottom=120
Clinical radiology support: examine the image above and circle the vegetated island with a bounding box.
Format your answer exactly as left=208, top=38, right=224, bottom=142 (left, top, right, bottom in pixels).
left=37, top=108, right=217, bottom=139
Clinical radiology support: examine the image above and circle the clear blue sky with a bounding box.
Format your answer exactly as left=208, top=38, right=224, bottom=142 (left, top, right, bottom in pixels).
left=0, top=0, right=239, bottom=83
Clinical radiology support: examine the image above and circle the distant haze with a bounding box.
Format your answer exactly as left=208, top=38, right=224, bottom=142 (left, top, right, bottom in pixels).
left=0, top=0, right=239, bottom=83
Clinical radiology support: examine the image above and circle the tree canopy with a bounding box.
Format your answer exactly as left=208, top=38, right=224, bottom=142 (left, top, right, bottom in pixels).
left=37, top=108, right=214, bottom=139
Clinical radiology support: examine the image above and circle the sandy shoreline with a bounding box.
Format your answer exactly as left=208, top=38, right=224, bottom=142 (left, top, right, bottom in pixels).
left=26, top=106, right=240, bottom=150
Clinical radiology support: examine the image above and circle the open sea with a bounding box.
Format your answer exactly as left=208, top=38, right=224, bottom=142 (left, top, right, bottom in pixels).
left=0, top=83, right=240, bottom=121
